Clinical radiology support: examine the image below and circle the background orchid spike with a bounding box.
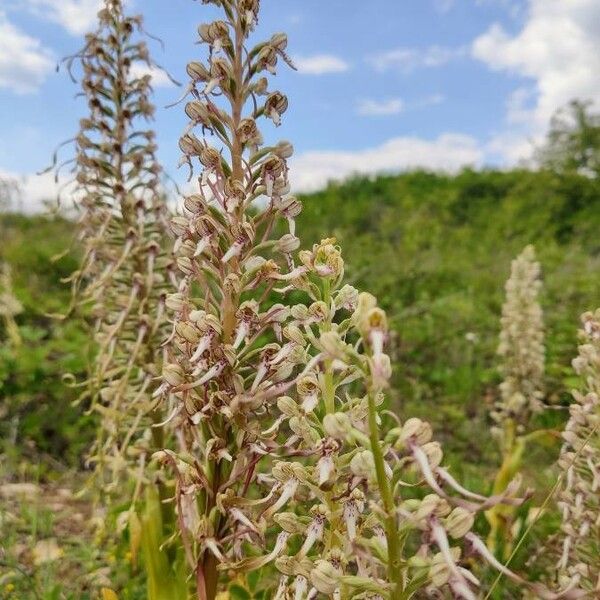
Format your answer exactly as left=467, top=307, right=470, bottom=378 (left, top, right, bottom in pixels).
left=555, top=310, right=600, bottom=595
left=157, top=2, right=551, bottom=598
left=494, top=245, right=545, bottom=441
left=57, top=0, right=175, bottom=492
left=486, top=245, right=547, bottom=559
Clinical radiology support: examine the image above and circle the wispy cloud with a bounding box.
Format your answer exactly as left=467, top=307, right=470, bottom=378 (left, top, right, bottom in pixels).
left=357, top=94, right=445, bottom=117
left=0, top=167, right=73, bottom=213
left=369, top=45, right=466, bottom=73
left=293, top=54, right=350, bottom=75
left=23, top=0, right=102, bottom=36
left=290, top=133, right=483, bottom=192
left=0, top=11, right=54, bottom=94
left=357, top=98, right=404, bottom=116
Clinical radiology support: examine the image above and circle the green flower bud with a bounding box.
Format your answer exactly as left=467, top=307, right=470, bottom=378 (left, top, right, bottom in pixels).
left=444, top=507, right=474, bottom=539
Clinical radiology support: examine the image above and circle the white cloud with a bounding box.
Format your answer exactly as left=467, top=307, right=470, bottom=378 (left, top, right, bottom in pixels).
left=485, top=131, right=535, bottom=165
left=0, top=12, right=54, bottom=94
left=357, top=98, right=404, bottom=116
left=290, top=134, right=483, bottom=193
left=24, top=0, right=102, bottom=36
left=369, top=45, right=466, bottom=73
left=0, top=168, right=74, bottom=213
left=129, top=63, right=174, bottom=88
left=293, top=54, right=350, bottom=75
left=472, top=0, right=600, bottom=159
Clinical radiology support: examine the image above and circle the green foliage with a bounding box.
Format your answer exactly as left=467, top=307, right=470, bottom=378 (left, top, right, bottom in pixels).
left=3, top=166, right=600, bottom=596
left=0, top=214, right=93, bottom=469
left=295, top=168, right=600, bottom=467
left=535, top=99, right=600, bottom=178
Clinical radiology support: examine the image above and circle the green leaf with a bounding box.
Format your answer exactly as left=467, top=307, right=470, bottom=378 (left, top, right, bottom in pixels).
left=228, top=584, right=252, bottom=600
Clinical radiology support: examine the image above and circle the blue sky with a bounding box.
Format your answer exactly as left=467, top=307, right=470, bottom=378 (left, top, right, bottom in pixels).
left=1, top=0, right=599, bottom=210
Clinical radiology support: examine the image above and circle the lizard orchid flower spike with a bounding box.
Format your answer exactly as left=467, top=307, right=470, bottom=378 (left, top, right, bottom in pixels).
left=487, top=245, right=547, bottom=558
left=155, top=2, right=570, bottom=599
left=554, top=310, right=600, bottom=596
left=54, top=0, right=174, bottom=494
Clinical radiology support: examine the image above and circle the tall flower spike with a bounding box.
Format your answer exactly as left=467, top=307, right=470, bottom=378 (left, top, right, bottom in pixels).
left=159, top=3, right=563, bottom=599
left=494, top=245, right=545, bottom=442
left=487, top=245, right=546, bottom=557
left=555, top=310, right=600, bottom=594
left=59, top=0, right=174, bottom=492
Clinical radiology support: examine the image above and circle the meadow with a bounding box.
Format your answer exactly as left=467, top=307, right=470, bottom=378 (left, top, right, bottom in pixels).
left=1, top=0, right=600, bottom=599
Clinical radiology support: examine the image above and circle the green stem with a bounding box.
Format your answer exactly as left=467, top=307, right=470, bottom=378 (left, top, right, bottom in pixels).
left=322, top=277, right=336, bottom=414
left=367, top=391, right=402, bottom=598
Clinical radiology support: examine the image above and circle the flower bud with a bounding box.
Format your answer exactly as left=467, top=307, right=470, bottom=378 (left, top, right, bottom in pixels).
left=277, top=396, right=299, bottom=417
left=399, top=418, right=432, bottom=447
left=283, top=324, right=305, bottom=346
left=421, top=441, right=443, bottom=469
left=176, top=321, right=201, bottom=343
left=177, top=256, right=194, bottom=275
left=187, top=61, right=210, bottom=82
left=415, top=494, right=450, bottom=523
left=163, top=363, right=185, bottom=387
left=310, top=560, right=341, bottom=595
left=277, top=233, right=300, bottom=254
left=319, top=331, right=349, bottom=361
left=274, top=140, right=294, bottom=159
left=165, top=292, right=186, bottom=312
left=444, top=507, right=474, bottom=539
left=179, top=133, right=203, bottom=156
left=350, top=450, right=375, bottom=480
left=273, top=512, right=306, bottom=534
left=323, top=412, right=351, bottom=439
left=334, top=284, right=359, bottom=312
left=429, top=550, right=455, bottom=587
left=185, top=100, right=211, bottom=124
left=170, top=216, right=189, bottom=237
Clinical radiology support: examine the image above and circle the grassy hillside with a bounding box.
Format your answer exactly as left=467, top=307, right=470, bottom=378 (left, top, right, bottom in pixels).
left=3, top=167, right=600, bottom=472
left=295, top=168, right=600, bottom=469
left=2, top=169, right=600, bottom=596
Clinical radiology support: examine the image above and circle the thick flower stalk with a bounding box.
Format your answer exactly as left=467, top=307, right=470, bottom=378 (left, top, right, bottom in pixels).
left=62, top=0, right=173, bottom=491
left=487, top=245, right=546, bottom=557
left=155, top=2, right=561, bottom=599
left=555, top=310, right=600, bottom=595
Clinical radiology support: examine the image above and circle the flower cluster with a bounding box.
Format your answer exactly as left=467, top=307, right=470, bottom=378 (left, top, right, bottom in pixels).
left=494, top=245, right=545, bottom=441
left=62, top=0, right=173, bottom=490
left=555, top=310, right=600, bottom=594
left=155, top=2, right=549, bottom=598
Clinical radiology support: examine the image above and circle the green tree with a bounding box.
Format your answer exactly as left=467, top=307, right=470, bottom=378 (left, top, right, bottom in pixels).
left=536, top=99, right=600, bottom=177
